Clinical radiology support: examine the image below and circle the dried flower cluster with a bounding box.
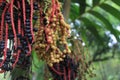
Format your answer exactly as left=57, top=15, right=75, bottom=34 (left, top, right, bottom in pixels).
left=34, top=0, right=71, bottom=66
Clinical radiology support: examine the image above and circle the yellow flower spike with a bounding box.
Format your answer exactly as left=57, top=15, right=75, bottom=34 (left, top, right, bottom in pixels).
left=59, top=52, right=63, bottom=55
left=56, top=54, right=60, bottom=58
left=63, top=55, right=66, bottom=58
left=59, top=58, right=63, bottom=61
left=49, top=63, right=53, bottom=67
left=51, top=57, right=55, bottom=61
left=56, top=22, right=60, bottom=25
left=63, top=50, right=67, bottom=53
left=60, top=20, right=66, bottom=26
left=52, top=18, right=57, bottom=22
left=59, top=41, right=63, bottom=44
left=48, top=32, right=52, bottom=36
left=34, top=0, right=71, bottom=66
left=63, top=41, right=67, bottom=44
left=53, top=15, right=56, bottom=18
left=51, top=23, right=56, bottom=27
left=66, top=24, right=70, bottom=29
left=58, top=13, right=64, bottom=19
left=56, top=59, right=60, bottom=63
left=67, top=49, right=71, bottom=54
left=51, top=45, right=56, bottom=50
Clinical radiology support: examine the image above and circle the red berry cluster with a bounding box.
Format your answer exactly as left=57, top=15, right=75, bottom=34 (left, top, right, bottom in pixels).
left=0, top=0, right=38, bottom=72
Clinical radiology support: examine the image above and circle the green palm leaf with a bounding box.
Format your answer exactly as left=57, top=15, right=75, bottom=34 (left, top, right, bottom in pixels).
left=111, top=0, right=120, bottom=6
left=80, top=17, right=104, bottom=44
left=88, top=11, right=120, bottom=41
left=100, top=3, right=120, bottom=21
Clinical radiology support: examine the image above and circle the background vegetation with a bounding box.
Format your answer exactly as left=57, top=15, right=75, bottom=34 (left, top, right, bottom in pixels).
left=66, top=0, right=120, bottom=80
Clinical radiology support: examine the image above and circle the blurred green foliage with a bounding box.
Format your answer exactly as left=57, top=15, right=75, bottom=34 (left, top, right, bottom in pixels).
left=68, top=0, right=120, bottom=80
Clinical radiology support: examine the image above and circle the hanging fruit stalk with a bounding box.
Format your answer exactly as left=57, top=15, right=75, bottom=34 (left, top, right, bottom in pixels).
left=0, top=0, right=38, bottom=73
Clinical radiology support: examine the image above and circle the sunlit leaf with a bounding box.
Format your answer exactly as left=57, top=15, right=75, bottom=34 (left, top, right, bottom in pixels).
left=100, top=3, right=120, bottom=21
left=89, top=11, right=120, bottom=41
left=111, top=0, right=120, bottom=6
left=80, top=17, right=104, bottom=44
left=70, top=3, right=80, bottom=20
